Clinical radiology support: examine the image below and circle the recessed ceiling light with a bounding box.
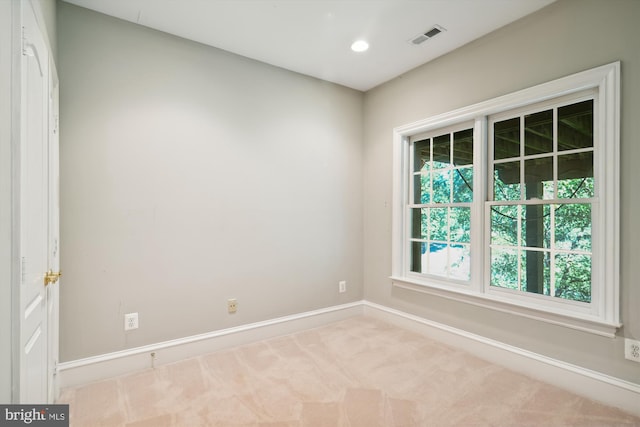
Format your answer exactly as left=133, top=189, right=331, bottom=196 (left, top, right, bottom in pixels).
left=351, top=40, right=369, bottom=53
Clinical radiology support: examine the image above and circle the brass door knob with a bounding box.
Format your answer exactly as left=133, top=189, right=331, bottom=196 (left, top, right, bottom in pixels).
left=44, top=270, right=62, bottom=286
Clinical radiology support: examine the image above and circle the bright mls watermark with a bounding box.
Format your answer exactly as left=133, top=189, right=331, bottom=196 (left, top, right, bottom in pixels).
left=0, top=405, right=68, bottom=426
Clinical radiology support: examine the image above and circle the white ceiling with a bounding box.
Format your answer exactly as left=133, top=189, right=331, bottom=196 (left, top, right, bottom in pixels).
left=62, top=0, right=556, bottom=91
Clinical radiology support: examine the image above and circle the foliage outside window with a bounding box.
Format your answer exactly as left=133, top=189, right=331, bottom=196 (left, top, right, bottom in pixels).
left=489, top=99, right=594, bottom=303
left=391, top=63, right=620, bottom=336
left=409, top=128, right=473, bottom=281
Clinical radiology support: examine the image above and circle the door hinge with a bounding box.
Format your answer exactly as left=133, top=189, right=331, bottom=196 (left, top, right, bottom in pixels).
left=21, top=27, right=27, bottom=56
left=21, top=27, right=34, bottom=57
left=21, top=257, right=26, bottom=284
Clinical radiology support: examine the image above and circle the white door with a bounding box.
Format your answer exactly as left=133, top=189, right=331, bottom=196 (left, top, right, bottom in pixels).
left=20, top=2, right=52, bottom=404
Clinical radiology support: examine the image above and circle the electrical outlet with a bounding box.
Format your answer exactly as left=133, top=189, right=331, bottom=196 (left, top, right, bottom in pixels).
left=227, top=298, right=237, bottom=314
left=124, top=312, right=138, bottom=331
left=625, top=338, right=640, bottom=363
left=339, top=281, right=346, bottom=293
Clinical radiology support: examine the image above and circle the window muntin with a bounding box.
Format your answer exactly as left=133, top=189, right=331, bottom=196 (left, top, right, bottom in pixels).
left=409, top=127, right=473, bottom=281
left=488, top=97, right=594, bottom=304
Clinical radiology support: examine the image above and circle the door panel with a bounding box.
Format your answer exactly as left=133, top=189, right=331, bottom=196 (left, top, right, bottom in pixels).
left=20, top=2, right=50, bottom=404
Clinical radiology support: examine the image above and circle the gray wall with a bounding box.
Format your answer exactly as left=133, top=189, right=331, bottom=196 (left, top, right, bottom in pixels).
left=58, top=3, right=363, bottom=361
left=363, top=0, right=640, bottom=384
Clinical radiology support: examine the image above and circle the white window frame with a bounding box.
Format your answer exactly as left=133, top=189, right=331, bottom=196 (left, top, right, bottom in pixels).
left=407, top=121, right=477, bottom=284
left=391, top=62, right=620, bottom=337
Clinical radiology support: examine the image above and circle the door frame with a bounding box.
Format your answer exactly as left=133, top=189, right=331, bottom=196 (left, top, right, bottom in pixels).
left=0, top=0, right=15, bottom=405
left=10, top=0, right=24, bottom=403
left=46, top=72, right=60, bottom=404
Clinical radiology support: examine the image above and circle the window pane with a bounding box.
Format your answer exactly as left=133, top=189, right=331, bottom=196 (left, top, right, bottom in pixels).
left=525, top=157, right=553, bottom=200
left=525, top=110, right=553, bottom=155
left=433, top=134, right=450, bottom=168
left=411, top=208, right=427, bottom=239
left=555, top=253, right=591, bottom=303
left=414, top=139, right=431, bottom=172
left=491, top=205, right=518, bottom=246
left=453, top=129, right=473, bottom=166
left=413, top=174, right=430, bottom=204
left=450, top=244, right=471, bottom=281
left=410, top=242, right=426, bottom=273
left=558, top=100, right=593, bottom=151
left=428, top=243, right=448, bottom=277
left=555, top=204, right=591, bottom=251
left=453, top=167, right=473, bottom=203
left=429, top=208, right=447, bottom=241
left=522, top=204, right=551, bottom=248
left=432, top=170, right=451, bottom=203
left=450, top=207, right=470, bottom=243
left=558, top=152, right=593, bottom=199
left=494, top=118, right=520, bottom=160
left=494, top=161, right=520, bottom=201
left=491, top=248, right=518, bottom=290
left=521, top=250, right=550, bottom=296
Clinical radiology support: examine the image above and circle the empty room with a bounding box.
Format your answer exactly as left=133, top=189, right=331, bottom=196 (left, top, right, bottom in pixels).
left=2, top=0, right=640, bottom=425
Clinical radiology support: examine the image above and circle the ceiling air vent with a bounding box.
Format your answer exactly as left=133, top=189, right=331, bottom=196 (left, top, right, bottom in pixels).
left=410, top=25, right=445, bottom=45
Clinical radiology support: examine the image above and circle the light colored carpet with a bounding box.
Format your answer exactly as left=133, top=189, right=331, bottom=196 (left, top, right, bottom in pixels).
left=58, top=316, right=640, bottom=426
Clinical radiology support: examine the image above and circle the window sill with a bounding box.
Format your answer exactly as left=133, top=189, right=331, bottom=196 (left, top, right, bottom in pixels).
left=390, top=276, right=621, bottom=338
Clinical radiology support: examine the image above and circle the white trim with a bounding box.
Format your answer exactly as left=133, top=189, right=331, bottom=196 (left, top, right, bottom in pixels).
left=391, top=277, right=619, bottom=337
left=391, top=62, right=621, bottom=334
left=362, top=301, right=640, bottom=417
left=56, top=302, right=363, bottom=388
left=600, top=62, right=621, bottom=325
left=0, top=0, right=13, bottom=405
left=393, top=62, right=619, bottom=139
left=10, top=0, right=23, bottom=404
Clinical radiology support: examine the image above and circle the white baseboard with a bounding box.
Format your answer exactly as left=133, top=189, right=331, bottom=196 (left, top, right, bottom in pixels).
left=57, top=300, right=640, bottom=417
left=362, top=301, right=640, bottom=417
left=57, top=301, right=364, bottom=389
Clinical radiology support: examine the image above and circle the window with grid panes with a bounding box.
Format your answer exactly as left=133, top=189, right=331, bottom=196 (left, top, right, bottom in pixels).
left=489, top=97, right=594, bottom=303
left=391, top=63, right=620, bottom=335
left=409, top=127, right=473, bottom=281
